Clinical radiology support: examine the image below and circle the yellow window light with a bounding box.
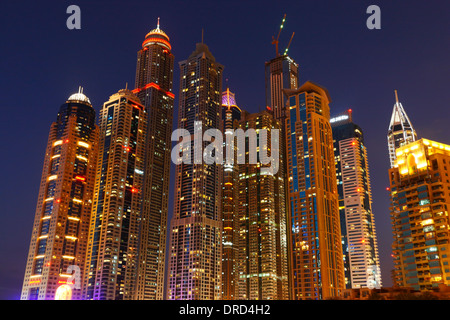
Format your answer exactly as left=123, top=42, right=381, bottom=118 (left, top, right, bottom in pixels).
left=77, top=141, right=90, bottom=148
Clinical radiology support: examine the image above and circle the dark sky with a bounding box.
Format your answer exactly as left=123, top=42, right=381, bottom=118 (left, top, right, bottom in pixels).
left=0, top=0, right=448, bottom=300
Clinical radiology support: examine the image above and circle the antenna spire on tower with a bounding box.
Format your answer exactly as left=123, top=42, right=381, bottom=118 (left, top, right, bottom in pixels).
left=157, top=17, right=160, bottom=29
left=394, top=90, right=399, bottom=104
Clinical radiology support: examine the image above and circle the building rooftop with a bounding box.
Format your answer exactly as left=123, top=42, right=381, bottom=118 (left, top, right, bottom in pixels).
left=142, top=18, right=171, bottom=50
left=67, top=87, right=91, bottom=105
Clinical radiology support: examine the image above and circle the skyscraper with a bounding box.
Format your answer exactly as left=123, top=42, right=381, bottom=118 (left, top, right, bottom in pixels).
left=387, top=90, right=417, bottom=168
left=167, top=41, right=224, bottom=300
left=132, top=20, right=174, bottom=300
left=84, top=89, right=146, bottom=300
left=221, top=88, right=241, bottom=300
left=285, top=81, right=345, bottom=300
left=21, top=88, right=98, bottom=300
left=390, top=138, right=450, bottom=290
left=265, top=23, right=299, bottom=301
left=331, top=110, right=381, bottom=289
left=236, top=110, right=289, bottom=300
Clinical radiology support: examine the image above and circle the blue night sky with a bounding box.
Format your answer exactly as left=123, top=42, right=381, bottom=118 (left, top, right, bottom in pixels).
left=0, top=0, right=448, bottom=299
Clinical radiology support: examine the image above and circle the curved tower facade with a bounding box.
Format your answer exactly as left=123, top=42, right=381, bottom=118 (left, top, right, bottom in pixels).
left=21, top=89, right=98, bottom=300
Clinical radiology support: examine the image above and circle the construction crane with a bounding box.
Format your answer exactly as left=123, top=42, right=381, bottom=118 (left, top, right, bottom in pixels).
left=284, top=32, right=295, bottom=56
left=271, top=14, right=286, bottom=57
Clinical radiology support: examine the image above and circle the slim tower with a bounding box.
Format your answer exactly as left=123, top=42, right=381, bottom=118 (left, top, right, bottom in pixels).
left=285, top=81, right=345, bottom=299
left=167, top=41, right=224, bottom=300
left=387, top=90, right=417, bottom=168
left=21, top=89, right=98, bottom=300
left=84, top=89, right=146, bottom=300
left=221, top=88, right=241, bottom=300
left=133, top=19, right=175, bottom=300
left=331, top=110, right=381, bottom=289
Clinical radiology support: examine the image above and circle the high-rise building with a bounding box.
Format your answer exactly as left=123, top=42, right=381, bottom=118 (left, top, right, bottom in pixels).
left=132, top=20, right=175, bottom=300
left=265, top=28, right=299, bottom=302
left=21, top=88, right=98, bottom=300
left=285, top=81, right=345, bottom=300
left=389, top=138, right=450, bottom=290
left=331, top=110, right=381, bottom=289
left=265, top=54, right=299, bottom=122
left=236, top=110, right=289, bottom=300
left=221, top=88, right=241, bottom=300
left=387, top=90, right=417, bottom=168
left=84, top=89, right=147, bottom=300
left=167, top=41, right=224, bottom=300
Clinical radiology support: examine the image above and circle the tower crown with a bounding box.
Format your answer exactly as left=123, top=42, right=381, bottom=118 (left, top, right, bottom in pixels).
left=143, top=17, right=171, bottom=50
left=222, top=88, right=238, bottom=109
left=67, top=86, right=91, bottom=105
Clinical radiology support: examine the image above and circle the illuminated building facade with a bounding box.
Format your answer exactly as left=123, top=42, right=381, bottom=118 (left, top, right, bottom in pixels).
left=21, top=89, right=98, bottom=300
left=285, top=81, right=345, bottom=299
left=265, top=54, right=299, bottom=122
left=236, top=110, right=289, bottom=300
left=167, top=41, right=224, bottom=300
left=84, top=89, right=147, bottom=300
left=132, top=20, right=174, bottom=300
left=221, top=88, right=241, bottom=300
left=390, top=138, right=450, bottom=290
left=331, top=110, right=381, bottom=289
left=387, top=90, right=417, bottom=168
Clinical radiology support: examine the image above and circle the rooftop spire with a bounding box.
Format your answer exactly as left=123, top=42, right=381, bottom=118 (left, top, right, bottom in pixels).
left=387, top=91, right=417, bottom=167
left=157, top=17, right=160, bottom=29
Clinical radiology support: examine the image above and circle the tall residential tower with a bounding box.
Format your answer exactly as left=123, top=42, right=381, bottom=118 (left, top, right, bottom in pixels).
left=167, top=41, right=224, bottom=300
left=331, top=110, right=381, bottom=289
left=132, top=20, right=175, bottom=300
left=21, top=89, right=98, bottom=300
left=84, top=89, right=147, bottom=300
left=236, top=110, right=289, bottom=300
left=285, top=81, right=345, bottom=300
